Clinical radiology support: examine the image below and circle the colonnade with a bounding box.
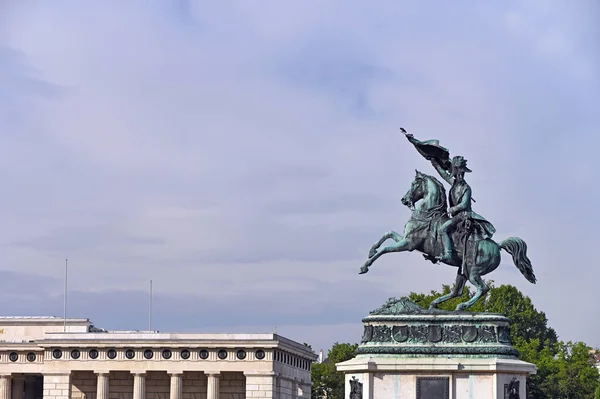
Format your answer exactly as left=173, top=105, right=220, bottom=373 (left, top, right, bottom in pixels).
left=0, top=371, right=308, bottom=399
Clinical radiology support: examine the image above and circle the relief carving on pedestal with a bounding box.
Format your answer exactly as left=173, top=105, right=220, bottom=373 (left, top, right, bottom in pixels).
left=505, top=377, right=520, bottom=399
left=392, top=326, right=408, bottom=343
left=349, top=376, right=363, bottom=399
left=366, top=323, right=511, bottom=346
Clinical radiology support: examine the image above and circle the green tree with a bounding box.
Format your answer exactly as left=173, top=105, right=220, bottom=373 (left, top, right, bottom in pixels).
left=409, top=283, right=599, bottom=398
left=311, top=342, right=358, bottom=399
left=554, top=341, right=599, bottom=398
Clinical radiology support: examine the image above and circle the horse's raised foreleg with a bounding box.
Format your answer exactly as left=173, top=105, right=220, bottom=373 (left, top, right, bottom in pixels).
left=429, top=273, right=467, bottom=310
left=368, top=231, right=403, bottom=258
left=456, top=273, right=489, bottom=311
left=360, top=238, right=410, bottom=274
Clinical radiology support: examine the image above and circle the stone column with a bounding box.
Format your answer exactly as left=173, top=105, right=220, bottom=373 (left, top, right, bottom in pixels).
left=131, top=372, right=146, bottom=399
left=0, top=375, right=11, bottom=399
left=168, top=373, right=182, bottom=399
left=291, top=379, right=299, bottom=399
left=205, top=372, right=219, bottom=399
left=244, top=372, right=276, bottom=399
left=12, top=376, right=24, bottom=399
left=95, top=373, right=109, bottom=399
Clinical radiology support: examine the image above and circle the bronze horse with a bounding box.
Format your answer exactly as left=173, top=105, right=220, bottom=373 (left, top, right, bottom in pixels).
left=359, top=170, right=536, bottom=310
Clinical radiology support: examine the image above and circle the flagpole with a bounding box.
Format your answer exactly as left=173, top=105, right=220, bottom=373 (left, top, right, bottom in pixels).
left=63, top=258, right=68, bottom=332
left=149, top=280, right=153, bottom=331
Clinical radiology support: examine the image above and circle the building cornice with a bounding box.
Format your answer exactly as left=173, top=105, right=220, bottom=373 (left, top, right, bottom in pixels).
left=0, top=317, right=90, bottom=326
left=37, top=334, right=317, bottom=360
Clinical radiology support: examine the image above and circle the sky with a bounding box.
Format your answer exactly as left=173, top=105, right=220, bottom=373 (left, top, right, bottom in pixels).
left=0, top=1, right=599, bottom=354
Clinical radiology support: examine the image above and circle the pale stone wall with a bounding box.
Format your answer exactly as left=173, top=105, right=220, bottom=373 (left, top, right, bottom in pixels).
left=0, top=319, right=90, bottom=342
left=219, top=373, right=244, bottom=399
left=273, top=348, right=311, bottom=398
left=298, top=382, right=310, bottom=399
left=181, top=372, right=206, bottom=399
left=454, top=373, right=494, bottom=398
left=108, top=372, right=133, bottom=399
left=274, top=377, right=310, bottom=399
left=244, top=373, right=276, bottom=398
left=372, top=373, right=399, bottom=398
left=71, top=371, right=96, bottom=399
left=43, top=375, right=71, bottom=399
left=145, top=372, right=169, bottom=399
left=273, top=350, right=311, bottom=383
left=365, top=372, right=496, bottom=398
left=277, top=378, right=293, bottom=398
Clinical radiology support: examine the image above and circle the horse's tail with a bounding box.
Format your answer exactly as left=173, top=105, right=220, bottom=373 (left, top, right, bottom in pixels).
left=499, top=237, right=536, bottom=284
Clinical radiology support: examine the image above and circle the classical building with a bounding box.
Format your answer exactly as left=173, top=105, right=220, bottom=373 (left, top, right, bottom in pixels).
left=0, top=317, right=316, bottom=399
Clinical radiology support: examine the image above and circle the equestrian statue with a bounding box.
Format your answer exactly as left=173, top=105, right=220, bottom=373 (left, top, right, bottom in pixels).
left=359, top=128, right=536, bottom=311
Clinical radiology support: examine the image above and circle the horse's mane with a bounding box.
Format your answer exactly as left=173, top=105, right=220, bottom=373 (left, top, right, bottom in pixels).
left=423, top=174, right=448, bottom=208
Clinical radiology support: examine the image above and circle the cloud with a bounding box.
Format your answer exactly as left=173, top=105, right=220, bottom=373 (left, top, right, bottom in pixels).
left=0, top=269, right=387, bottom=352
left=0, top=0, right=598, bottom=352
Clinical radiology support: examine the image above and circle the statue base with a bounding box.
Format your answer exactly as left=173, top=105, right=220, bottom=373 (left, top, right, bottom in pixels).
left=336, top=298, right=536, bottom=398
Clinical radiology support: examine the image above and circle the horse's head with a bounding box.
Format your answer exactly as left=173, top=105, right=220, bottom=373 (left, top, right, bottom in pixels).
left=401, top=170, right=447, bottom=211
left=401, top=170, right=427, bottom=208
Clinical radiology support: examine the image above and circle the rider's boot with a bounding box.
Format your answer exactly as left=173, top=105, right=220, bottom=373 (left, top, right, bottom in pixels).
left=436, top=233, right=453, bottom=263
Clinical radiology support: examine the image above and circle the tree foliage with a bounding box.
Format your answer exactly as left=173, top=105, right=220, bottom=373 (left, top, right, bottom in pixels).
left=311, top=342, right=358, bottom=399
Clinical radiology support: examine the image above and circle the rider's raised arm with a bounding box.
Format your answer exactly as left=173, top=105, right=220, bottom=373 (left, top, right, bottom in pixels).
left=449, top=185, right=472, bottom=216
left=431, top=159, right=453, bottom=185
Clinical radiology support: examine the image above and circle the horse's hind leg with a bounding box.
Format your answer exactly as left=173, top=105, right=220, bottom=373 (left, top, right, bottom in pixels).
left=368, top=231, right=403, bottom=258
left=456, top=273, right=489, bottom=311
left=429, top=273, right=467, bottom=309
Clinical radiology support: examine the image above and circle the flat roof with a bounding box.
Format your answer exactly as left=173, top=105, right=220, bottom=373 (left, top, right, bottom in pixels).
left=0, top=317, right=317, bottom=359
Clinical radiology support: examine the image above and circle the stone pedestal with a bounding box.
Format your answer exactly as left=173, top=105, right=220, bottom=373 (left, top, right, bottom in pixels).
left=338, top=355, right=534, bottom=399
left=336, top=298, right=536, bottom=399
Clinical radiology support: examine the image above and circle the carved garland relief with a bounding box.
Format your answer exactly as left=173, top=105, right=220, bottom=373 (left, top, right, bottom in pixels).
left=362, top=324, right=509, bottom=344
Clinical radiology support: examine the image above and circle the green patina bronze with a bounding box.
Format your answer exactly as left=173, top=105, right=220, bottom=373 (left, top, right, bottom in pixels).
left=357, top=298, right=518, bottom=358
left=359, top=129, right=536, bottom=311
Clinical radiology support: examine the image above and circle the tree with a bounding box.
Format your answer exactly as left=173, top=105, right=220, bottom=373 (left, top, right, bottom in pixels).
left=554, top=342, right=599, bottom=398
left=311, top=342, right=358, bottom=399
left=409, top=283, right=598, bottom=398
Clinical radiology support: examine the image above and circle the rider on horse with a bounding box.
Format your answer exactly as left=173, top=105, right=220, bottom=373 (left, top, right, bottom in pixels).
left=358, top=129, right=535, bottom=311
left=431, top=155, right=496, bottom=263
left=401, top=129, right=496, bottom=263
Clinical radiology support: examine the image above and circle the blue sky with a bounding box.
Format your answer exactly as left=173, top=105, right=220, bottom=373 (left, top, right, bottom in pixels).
left=1, top=1, right=599, bottom=353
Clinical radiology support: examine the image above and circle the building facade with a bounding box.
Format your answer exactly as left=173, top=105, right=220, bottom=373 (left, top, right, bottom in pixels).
left=0, top=317, right=316, bottom=399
